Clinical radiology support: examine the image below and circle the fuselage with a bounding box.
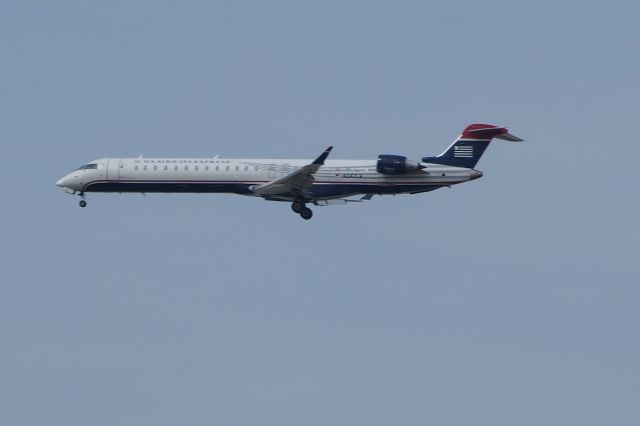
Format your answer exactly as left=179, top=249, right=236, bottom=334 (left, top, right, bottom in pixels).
left=55, top=124, right=521, bottom=220
left=56, top=157, right=481, bottom=201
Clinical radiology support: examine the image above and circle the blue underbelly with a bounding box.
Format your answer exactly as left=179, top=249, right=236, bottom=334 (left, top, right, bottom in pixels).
left=83, top=180, right=443, bottom=197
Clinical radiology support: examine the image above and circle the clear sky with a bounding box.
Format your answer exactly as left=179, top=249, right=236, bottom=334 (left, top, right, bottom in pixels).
left=2, top=1, right=639, bottom=425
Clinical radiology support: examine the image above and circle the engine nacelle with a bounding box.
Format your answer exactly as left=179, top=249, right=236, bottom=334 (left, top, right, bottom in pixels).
left=376, top=155, right=424, bottom=174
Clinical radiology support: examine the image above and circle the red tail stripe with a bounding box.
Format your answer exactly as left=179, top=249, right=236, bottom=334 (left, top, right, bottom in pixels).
left=461, top=123, right=508, bottom=139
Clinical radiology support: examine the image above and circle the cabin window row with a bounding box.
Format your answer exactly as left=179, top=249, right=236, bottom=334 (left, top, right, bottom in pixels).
left=133, top=165, right=256, bottom=172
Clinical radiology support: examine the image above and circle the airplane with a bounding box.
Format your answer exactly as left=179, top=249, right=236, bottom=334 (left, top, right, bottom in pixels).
left=56, top=123, right=523, bottom=220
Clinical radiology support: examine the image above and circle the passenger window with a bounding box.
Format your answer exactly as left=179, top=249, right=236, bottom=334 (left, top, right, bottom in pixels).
left=184, top=165, right=189, bottom=171
left=254, top=166, right=259, bottom=171
left=164, top=165, right=168, bottom=171
left=195, top=165, right=199, bottom=171
left=235, top=166, right=239, bottom=171
left=225, top=166, right=230, bottom=171
left=143, top=165, right=147, bottom=171
left=244, top=166, right=248, bottom=171
left=205, top=166, right=209, bottom=171
left=134, top=165, right=139, bottom=170
left=153, top=165, right=157, bottom=171
left=174, top=165, right=178, bottom=171
left=216, top=165, right=220, bottom=171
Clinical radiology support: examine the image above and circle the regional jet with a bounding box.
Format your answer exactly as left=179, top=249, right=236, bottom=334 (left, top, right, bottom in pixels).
left=56, top=124, right=523, bottom=220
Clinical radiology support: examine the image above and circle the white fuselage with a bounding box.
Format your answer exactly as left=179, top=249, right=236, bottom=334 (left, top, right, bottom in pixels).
left=56, top=157, right=480, bottom=201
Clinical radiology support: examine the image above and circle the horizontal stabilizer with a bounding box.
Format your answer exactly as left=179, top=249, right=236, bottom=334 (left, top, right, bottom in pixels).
left=495, top=132, right=524, bottom=142
left=463, top=124, right=523, bottom=142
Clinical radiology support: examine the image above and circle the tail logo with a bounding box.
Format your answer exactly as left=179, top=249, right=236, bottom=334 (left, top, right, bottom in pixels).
left=454, top=145, right=473, bottom=158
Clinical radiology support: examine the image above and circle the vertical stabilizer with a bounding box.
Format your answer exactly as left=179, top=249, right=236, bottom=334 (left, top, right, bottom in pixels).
left=422, top=124, right=523, bottom=168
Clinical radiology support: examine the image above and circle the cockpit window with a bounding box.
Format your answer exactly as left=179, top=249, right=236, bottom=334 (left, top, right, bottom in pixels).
left=77, top=163, right=98, bottom=170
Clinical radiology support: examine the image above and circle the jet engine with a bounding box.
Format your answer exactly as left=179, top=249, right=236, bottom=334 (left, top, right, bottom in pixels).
left=376, top=155, right=425, bottom=174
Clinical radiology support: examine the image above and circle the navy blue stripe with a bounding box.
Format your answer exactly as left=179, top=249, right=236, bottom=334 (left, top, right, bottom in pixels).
left=85, top=181, right=255, bottom=194
left=84, top=181, right=445, bottom=197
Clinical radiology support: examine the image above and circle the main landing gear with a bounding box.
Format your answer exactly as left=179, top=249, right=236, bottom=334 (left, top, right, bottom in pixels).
left=291, top=201, right=313, bottom=220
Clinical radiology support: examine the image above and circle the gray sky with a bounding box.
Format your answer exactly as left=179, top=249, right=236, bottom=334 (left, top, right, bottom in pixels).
left=1, top=1, right=639, bottom=425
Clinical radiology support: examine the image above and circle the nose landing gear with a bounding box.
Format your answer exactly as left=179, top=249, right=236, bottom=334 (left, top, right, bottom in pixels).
left=78, top=193, right=87, bottom=208
left=291, top=201, right=313, bottom=220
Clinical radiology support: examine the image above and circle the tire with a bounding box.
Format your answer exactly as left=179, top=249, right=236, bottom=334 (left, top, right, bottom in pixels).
left=291, top=201, right=304, bottom=213
left=79, top=200, right=87, bottom=208
left=300, top=207, right=313, bottom=220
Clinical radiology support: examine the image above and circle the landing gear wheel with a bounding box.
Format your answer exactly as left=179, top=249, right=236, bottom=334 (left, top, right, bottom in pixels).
left=291, top=201, right=304, bottom=213
left=79, top=200, right=87, bottom=208
left=299, top=207, right=313, bottom=220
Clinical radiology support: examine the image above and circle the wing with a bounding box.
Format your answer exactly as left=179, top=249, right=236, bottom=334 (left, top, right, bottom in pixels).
left=251, top=146, right=333, bottom=200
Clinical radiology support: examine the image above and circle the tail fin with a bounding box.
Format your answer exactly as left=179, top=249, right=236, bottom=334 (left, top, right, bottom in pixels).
left=422, top=124, right=523, bottom=168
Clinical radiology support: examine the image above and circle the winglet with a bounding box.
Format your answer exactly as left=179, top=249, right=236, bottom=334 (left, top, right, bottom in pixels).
left=312, top=146, right=333, bottom=165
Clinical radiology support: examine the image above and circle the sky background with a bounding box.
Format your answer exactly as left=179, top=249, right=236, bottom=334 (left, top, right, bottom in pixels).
left=1, top=1, right=639, bottom=425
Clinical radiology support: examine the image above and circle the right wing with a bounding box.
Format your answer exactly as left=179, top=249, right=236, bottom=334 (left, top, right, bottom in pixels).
left=251, top=146, right=333, bottom=200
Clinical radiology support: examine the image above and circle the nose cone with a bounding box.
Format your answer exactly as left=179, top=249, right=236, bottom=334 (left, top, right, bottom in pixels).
left=470, top=170, right=483, bottom=180
left=56, top=175, right=78, bottom=193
